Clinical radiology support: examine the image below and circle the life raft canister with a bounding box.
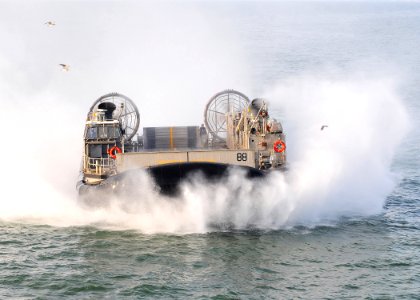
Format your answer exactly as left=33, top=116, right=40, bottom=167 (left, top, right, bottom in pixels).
left=273, top=140, right=286, bottom=153
left=108, top=146, right=122, bottom=159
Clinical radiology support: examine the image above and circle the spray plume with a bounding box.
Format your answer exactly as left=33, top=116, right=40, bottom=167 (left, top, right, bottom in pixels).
left=0, top=71, right=409, bottom=233
left=0, top=2, right=409, bottom=233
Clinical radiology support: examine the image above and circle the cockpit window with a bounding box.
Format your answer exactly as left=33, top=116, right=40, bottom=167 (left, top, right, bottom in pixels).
left=98, top=127, right=107, bottom=138
left=108, top=126, right=121, bottom=138
left=86, top=125, right=121, bottom=140
left=86, top=127, right=97, bottom=139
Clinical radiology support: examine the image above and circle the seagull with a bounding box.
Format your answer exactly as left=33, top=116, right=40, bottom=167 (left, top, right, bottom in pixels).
left=59, top=64, right=70, bottom=71
left=321, top=125, right=328, bottom=131
left=45, top=21, right=56, bottom=27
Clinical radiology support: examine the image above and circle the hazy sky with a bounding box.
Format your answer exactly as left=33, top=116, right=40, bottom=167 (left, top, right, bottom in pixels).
left=0, top=1, right=253, bottom=128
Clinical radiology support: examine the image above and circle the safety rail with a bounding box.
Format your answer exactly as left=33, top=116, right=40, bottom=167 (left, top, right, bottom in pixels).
left=83, top=156, right=117, bottom=176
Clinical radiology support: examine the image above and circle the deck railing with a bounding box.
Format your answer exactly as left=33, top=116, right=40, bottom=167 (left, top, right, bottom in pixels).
left=83, top=156, right=117, bottom=176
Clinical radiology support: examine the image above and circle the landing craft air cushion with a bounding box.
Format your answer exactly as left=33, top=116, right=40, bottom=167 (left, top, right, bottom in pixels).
left=77, top=90, right=286, bottom=197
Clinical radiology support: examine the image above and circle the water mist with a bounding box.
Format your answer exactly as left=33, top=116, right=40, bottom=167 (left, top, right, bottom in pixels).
left=0, top=2, right=409, bottom=233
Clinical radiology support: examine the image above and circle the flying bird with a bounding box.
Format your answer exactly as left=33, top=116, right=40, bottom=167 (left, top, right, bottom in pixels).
left=321, top=125, right=328, bottom=131
left=45, top=21, right=56, bottom=27
left=59, top=64, right=70, bottom=71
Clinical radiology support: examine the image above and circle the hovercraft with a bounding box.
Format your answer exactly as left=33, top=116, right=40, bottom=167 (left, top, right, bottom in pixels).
left=77, top=90, right=286, bottom=197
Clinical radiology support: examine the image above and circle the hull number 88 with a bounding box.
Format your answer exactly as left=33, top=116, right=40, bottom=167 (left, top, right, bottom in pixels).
left=237, top=153, right=248, bottom=162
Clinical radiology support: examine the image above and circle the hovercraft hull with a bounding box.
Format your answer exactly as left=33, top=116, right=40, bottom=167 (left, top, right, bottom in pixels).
left=78, top=162, right=265, bottom=199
